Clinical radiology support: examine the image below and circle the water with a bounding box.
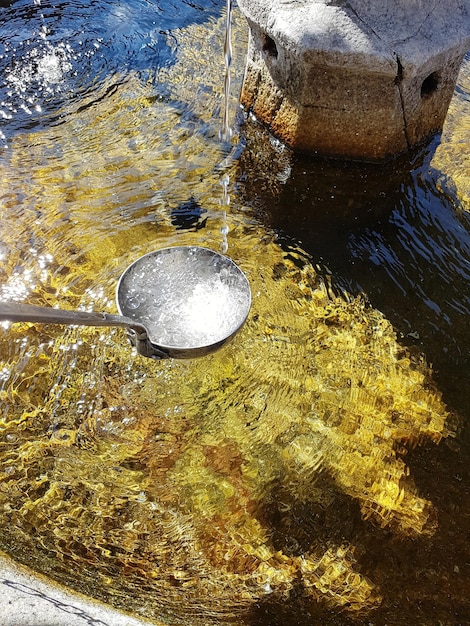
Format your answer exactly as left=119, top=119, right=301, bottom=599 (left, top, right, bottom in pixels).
left=220, top=0, right=233, bottom=143
left=119, top=248, right=250, bottom=347
left=131, top=278, right=245, bottom=346
left=0, top=3, right=468, bottom=625
left=219, top=0, right=233, bottom=253
left=0, top=0, right=222, bottom=146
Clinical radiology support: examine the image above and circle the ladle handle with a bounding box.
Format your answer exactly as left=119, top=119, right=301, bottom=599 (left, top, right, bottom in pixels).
left=0, top=302, right=147, bottom=335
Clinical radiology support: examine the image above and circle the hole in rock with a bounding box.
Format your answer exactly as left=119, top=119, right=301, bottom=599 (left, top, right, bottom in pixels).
left=262, top=34, right=278, bottom=59
left=421, top=71, right=440, bottom=98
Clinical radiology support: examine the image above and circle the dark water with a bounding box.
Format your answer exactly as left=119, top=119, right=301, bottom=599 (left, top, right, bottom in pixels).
left=0, top=0, right=222, bottom=143
left=238, top=123, right=470, bottom=624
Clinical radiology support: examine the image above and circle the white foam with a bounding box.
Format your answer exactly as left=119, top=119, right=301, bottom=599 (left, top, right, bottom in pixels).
left=121, top=251, right=250, bottom=348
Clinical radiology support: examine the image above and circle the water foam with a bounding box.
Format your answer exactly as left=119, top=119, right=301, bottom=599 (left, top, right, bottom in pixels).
left=121, top=250, right=249, bottom=348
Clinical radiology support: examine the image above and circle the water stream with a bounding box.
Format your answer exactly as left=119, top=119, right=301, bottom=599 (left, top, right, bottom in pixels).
left=0, top=2, right=469, bottom=625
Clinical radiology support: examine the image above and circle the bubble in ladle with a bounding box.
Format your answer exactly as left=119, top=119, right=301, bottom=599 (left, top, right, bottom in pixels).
left=126, top=293, right=146, bottom=310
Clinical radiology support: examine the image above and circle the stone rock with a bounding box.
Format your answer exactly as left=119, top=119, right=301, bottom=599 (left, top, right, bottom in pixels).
left=237, top=0, right=470, bottom=160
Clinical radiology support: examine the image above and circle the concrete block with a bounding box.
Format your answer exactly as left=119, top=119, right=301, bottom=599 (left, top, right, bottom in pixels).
left=0, top=551, right=158, bottom=626
left=237, top=0, right=470, bottom=160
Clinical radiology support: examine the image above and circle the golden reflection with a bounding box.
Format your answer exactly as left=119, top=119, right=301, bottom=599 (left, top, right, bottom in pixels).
left=0, top=229, right=451, bottom=622
left=0, top=9, right=466, bottom=626
left=433, top=57, right=470, bottom=208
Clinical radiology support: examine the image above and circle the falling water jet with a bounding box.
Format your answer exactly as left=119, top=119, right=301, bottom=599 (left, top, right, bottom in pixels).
left=219, top=0, right=233, bottom=254
left=219, top=0, right=233, bottom=144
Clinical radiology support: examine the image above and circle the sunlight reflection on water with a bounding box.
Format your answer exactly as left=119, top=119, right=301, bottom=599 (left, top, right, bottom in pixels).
left=0, top=2, right=468, bottom=626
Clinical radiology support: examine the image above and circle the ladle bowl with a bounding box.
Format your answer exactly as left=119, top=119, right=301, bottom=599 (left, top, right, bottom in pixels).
left=0, top=246, right=252, bottom=359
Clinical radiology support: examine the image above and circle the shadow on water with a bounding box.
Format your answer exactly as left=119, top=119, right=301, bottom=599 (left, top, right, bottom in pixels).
left=0, top=0, right=224, bottom=143
left=238, top=126, right=470, bottom=417
left=238, top=124, right=470, bottom=625
left=246, top=441, right=470, bottom=625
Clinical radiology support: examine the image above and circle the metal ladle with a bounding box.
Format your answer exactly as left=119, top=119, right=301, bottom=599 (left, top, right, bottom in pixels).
left=0, top=246, right=252, bottom=359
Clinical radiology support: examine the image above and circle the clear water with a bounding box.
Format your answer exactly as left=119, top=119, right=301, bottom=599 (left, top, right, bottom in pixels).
left=0, top=0, right=223, bottom=145
left=119, top=248, right=250, bottom=347
left=0, top=2, right=468, bottom=625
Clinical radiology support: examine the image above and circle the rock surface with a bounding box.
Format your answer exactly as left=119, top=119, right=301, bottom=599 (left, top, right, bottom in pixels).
left=0, top=552, right=158, bottom=626
left=237, top=0, right=470, bottom=159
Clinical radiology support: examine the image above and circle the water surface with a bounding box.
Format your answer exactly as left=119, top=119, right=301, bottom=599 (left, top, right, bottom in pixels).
left=0, top=3, right=469, bottom=625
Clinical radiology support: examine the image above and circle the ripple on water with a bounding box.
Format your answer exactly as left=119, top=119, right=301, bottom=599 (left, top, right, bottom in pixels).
left=0, top=0, right=223, bottom=145
left=0, top=3, right=468, bottom=626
